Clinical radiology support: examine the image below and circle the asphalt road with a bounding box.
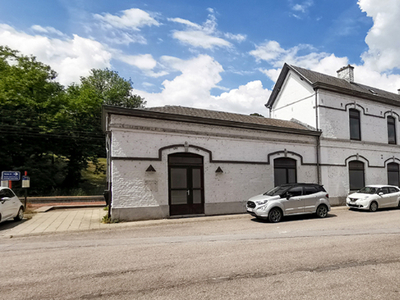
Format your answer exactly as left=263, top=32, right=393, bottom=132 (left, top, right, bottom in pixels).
left=1, top=207, right=400, bottom=300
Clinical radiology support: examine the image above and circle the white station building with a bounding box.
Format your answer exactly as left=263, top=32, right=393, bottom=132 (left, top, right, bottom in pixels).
left=102, top=63, right=400, bottom=221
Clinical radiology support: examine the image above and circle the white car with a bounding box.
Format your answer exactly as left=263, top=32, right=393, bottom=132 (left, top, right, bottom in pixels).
left=246, top=183, right=331, bottom=223
left=0, top=187, right=24, bottom=223
left=346, top=185, right=400, bottom=212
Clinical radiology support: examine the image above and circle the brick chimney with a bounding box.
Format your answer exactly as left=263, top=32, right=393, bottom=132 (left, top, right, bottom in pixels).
left=337, top=65, right=354, bottom=83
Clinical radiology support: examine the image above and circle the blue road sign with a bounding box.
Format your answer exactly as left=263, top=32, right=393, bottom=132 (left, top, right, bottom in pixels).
left=1, top=171, right=21, bottom=181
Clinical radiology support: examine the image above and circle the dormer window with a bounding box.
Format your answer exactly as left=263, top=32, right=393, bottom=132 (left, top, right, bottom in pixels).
left=349, top=109, right=361, bottom=141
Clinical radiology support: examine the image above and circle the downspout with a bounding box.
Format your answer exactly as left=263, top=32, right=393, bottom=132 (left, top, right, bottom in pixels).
left=315, top=88, right=321, bottom=184
left=106, top=113, right=112, bottom=219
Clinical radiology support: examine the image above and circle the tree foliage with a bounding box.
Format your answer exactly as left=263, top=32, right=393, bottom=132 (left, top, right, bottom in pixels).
left=80, top=68, right=146, bottom=108
left=0, top=46, right=145, bottom=195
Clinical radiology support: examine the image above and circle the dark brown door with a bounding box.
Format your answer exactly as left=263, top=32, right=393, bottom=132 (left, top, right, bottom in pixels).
left=168, top=153, right=204, bottom=215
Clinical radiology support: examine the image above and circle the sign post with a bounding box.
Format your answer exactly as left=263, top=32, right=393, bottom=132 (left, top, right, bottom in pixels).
left=1, top=171, right=21, bottom=189
left=22, top=171, right=30, bottom=208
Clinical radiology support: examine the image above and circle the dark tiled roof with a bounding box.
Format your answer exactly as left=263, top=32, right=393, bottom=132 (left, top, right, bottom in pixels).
left=291, top=65, right=400, bottom=103
left=266, top=63, right=400, bottom=108
left=145, top=105, right=311, bottom=131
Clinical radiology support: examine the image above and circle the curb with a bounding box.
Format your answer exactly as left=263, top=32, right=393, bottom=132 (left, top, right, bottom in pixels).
left=34, top=204, right=106, bottom=213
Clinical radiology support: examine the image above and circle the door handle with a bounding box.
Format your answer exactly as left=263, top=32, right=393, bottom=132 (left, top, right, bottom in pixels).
left=187, top=190, right=190, bottom=195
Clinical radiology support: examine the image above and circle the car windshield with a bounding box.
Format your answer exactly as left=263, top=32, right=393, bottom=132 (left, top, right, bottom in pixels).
left=358, top=186, right=377, bottom=194
left=264, top=185, right=290, bottom=196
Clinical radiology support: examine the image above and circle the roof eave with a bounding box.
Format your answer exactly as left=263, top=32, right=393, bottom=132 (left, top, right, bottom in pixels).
left=102, top=105, right=321, bottom=137
left=312, top=82, right=400, bottom=107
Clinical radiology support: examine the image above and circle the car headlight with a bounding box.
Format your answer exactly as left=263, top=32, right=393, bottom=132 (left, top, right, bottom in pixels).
left=256, top=200, right=268, bottom=205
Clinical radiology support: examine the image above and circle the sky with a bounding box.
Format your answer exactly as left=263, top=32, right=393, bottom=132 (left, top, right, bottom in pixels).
left=1, top=0, right=400, bottom=116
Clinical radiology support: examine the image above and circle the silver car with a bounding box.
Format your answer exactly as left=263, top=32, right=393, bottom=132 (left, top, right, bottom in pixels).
left=346, top=185, right=400, bottom=212
left=246, top=183, right=330, bottom=223
left=0, top=187, right=24, bottom=223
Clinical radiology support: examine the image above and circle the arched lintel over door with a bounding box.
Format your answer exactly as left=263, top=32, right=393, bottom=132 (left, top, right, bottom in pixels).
left=168, top=152, right=204, bottom=216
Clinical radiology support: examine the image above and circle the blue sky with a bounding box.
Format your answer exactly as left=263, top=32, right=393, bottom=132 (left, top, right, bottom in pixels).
left=1, top=0, right=400, bottom=115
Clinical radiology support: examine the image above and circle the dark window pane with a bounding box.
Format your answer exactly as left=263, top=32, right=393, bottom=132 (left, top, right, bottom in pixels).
left=274, top=158, right=296, bottom=168
left=288, top=186, right=302, bottom=196
left=170, top=168, right=187, bottom=189
left=349, top=170, right=364, bottom=190
left=349, top=161, right=364, bottom=170
left=388, top=163, right=399, bottom=186
left=388, top=117, right=396, bottom=144
left=349, top=161, right=364, bottom=190
left=274, top=169, right=287, bottom=187
left=288, top=169, right=296, bottom=183
left=169, top=153, right=203, bottom=165
left=171, top=190, right=187, bottom=204
left=349, top=109, right=361, bottom=140
left=304, top=186, right=318, bottom=195
left=192, top=190, right=202, bottom=204
left=192, top=169, right=201, bottom=189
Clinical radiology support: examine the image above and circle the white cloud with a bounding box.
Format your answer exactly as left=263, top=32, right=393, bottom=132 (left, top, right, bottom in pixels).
left=211, top=80, right=271, bottom=114
left=358, top=0, right=400, bottom=72
left=172, top=31, right=231, bottom=49
left=251, top=37, right=400, bottom=96
left=31, top=25, right=65, bottom=37
left=292, top=0, right=314, bottom=13
left=224, top=33, right=247, bottom=43
left=168, top=18, right=202, bottom=30
left=169, top=10, right=237, bottom=49
left=92, top=8, right=160, bottom=45
left=117, top=53, right=169, bottom=78
left=250, top=40, right=347, bottom=73
left=94, top=8, right=159, bottom=31
left=0, top=24, right=112, bottom=85
left=118, top=54, right=157, bottom=70
left=133, top=55, right=270, bottom=115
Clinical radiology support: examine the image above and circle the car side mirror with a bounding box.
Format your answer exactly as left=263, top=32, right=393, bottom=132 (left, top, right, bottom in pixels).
left=286, top=193, right=292, bottom=200
left=378, top=192, right=384, bottom=196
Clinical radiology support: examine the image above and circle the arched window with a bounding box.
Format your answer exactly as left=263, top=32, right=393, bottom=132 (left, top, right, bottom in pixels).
left=349, top=109, right=361, bottom=140
left=349, top=161, right=364, bottom=190
left=387, top=162, right=399, bottom=186
left=387, top=116, right=397, bottom=144
left=274, top=158, right=296, bottom=186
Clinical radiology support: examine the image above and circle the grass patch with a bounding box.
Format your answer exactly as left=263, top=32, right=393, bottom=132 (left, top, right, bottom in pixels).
left=102, top=213, right=119, bottom=224
left=80, top=158, right=106, bottom=195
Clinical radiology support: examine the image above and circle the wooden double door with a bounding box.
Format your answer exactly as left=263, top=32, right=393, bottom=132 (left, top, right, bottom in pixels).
left=168, top=153, right=204, bottom=216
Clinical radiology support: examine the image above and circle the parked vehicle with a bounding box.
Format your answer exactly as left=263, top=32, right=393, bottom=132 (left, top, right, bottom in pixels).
left=346, top=185, right=400, bottom=212
left=246, top=183, right=330, bottom=223
left=0, top=187, right=24, bottom=223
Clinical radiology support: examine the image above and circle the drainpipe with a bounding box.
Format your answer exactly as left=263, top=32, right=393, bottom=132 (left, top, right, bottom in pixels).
left=315, top=89, right=321, bottom=184
left=106, top=113, right=112, bottom=219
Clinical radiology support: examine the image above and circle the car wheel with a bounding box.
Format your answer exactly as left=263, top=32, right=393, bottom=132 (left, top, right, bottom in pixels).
left=14, top=207, right=24, bottom=221
left=316, top=205, right=328, bottom=218
left=369, top=201, right=378, bottom=212
left=268, top=208, right=282, bottom=223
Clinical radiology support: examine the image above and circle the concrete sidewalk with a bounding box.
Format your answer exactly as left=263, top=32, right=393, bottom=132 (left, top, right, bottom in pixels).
left=0, top=207, right=110, bottom=238
left=0, top=206, right=348, bottom=239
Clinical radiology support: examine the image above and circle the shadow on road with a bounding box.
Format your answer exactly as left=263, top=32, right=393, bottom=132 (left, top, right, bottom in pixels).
left=0, top=219, right=29, bottom=231
left=250, top=213, right=337, bottom=224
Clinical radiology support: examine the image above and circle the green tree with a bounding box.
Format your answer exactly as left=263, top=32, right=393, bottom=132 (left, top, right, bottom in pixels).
left=0, top=46, right=67, bottom=194
left=0, top=47, right=145, bottom=194
left=59, top=69, right=146, bottom=188
left=250, top=113, right=264, bottom=117
left=80, top=68, right=146, bottom=108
